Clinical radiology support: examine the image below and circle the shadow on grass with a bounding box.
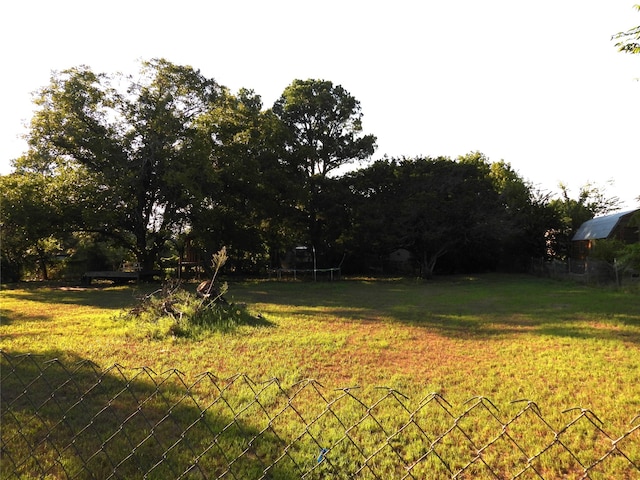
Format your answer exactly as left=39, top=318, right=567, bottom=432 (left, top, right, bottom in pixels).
left=1, top=283, right=155, bottom=310
left=2, top=283, right=275, bottom=332
left=0, top=308, right=52, bottom=326
left=0, top=349, right=302, bottom=480
left=234, top=275, right=640, bottom=343
left=4, top=275, right=640, bottom=343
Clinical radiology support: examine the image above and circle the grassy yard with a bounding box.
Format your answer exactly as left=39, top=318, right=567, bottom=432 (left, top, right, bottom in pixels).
left=1, top=274, right=639, bottom=478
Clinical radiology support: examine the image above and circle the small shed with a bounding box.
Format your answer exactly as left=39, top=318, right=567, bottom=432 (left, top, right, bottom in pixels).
left=386, top=248, right=414, bottom=274
left=571, top=208, right=640, bottom=259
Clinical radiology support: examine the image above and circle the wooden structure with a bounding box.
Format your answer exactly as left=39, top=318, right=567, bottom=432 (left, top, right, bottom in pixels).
left=81, top=262, right=160, bottom=285
left=177, top=238, right=204, bottom=279
left=571, top=209, right=640, bottom=260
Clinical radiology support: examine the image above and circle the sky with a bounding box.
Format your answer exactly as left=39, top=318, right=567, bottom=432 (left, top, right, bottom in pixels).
left=2, top=0, right=639, bottom=209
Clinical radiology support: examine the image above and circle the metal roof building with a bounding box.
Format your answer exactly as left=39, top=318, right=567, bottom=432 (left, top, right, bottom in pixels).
left=572, top=209, right=640, bottom=241
left=572, top=209, right=638, bottom=241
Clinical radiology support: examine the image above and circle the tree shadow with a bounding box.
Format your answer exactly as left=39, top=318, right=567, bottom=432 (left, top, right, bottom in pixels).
left=234, top=276, right=640, bottom=344
left=2, top=284, right=276, bottom=331
left=1, top=283, right=155, bottom=310
left=0, top=350, right=304, bottom=479
left=0, top=308, right=52, bottom=326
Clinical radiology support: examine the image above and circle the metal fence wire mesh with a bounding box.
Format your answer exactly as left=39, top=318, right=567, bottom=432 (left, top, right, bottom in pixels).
left=1, top=351, right=638, bottom=479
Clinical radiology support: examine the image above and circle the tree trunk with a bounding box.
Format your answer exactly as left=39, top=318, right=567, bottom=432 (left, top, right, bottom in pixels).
left=137, top=250, right=157, bottom=272
left=36, top=246, right=49, bottom=281
left=419, top=245, right=449, bottom=279
left=133, top=228, right=159, bottom=272
left=420, top=253, right=435, bottom=279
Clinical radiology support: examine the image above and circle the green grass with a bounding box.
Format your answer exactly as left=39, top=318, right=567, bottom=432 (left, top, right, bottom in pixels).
left=1, top=274, right=639, bottom=478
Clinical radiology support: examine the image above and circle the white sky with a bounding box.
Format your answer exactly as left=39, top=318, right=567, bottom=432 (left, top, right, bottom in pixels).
left=2, top=0, right=639, bottom=209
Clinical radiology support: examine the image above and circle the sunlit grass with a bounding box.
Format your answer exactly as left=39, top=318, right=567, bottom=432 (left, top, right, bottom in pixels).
left=1, top=275, right=639, bottom=477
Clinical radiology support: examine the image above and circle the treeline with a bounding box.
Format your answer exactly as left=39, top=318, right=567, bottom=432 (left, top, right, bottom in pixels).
left=0, top=59, right=624, bottom=281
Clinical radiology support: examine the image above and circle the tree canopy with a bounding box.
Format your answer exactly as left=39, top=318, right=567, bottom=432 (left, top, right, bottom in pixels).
left=272, top=79, right=377, bottom=250
left=342, top=155, right=512, bottom=277
left=1, top=59, right=631, bottom=281
left=613, top=4, right=640, bottom=54
left=272, top=79, right=376, bottom=179
left=18, top=59, right=221, bottom=270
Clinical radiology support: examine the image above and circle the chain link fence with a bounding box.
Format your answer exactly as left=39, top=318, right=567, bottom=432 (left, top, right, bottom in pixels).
left=1, top=351, right=638, bottom=479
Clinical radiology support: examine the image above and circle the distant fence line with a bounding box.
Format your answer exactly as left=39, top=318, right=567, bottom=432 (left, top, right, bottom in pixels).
left=1, top=351, right=638, bottom=479
left=531, top=257, right=640, bottom=285
left=267, top=267, right=341, bottom=281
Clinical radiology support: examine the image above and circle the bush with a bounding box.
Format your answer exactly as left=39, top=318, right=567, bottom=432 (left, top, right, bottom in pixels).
left=618, top=243, right=640, bottom=272
left=1, top=254, right=22, bottom=283
left=120, top=248, right=257, bottom=338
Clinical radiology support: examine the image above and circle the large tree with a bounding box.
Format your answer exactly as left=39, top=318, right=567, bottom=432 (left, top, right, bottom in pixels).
left=272, top=79, right=376, bottom=254
left=340, top=158, right=406, bottom=271
left=344, top=155, right=507, bottom=278
left=272, top=79, right=377, bottom=178
left=488, top=159, right=560, bottom=267
left=399, top=156, right=506, bottom=277
left=2, top=156, right=108, bottom=280
left=1, top=171, right=67, bottom=280
left=189, top=88, right=302, bottom=271
left=18, top=59, right=221, bottom=270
